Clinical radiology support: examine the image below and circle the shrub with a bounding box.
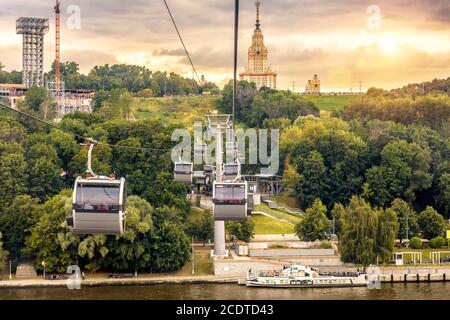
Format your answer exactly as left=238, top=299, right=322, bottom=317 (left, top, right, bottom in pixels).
left=429, top=236, right=446, bottom=249
left=410, top=236, right=422, bottom=249
left=320, top=240, right=332, bottom=249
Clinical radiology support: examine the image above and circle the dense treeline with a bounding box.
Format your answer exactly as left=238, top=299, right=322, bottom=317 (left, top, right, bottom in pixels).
left=388, top=77, right=450, bottom=98
left=46, top=61, right=219, bottom=97
left=0, top=63, right=21, bottom=84
left=342, top=93, right=450, bottom=134
left=0, top=96, right=197, bottom=272
left=0, top=75, right=449, bottom=269
left=278, top=87, right=449, bottom=265
left=218, top=81, right=319, bottom=127
left=280, top=92, right=449, bottom=215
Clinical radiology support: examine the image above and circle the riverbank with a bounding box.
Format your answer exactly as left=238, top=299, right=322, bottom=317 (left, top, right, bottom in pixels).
left=2, top=282, right=450, bottom=300
left=3, top=264, right=450, bottom=289
left=0, top=275, right=241, bottom=289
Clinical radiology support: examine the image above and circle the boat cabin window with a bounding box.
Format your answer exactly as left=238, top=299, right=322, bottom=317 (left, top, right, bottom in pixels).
left=214, top=184, right=246, bottom=204
left=75, top=183, right=120, bottom=212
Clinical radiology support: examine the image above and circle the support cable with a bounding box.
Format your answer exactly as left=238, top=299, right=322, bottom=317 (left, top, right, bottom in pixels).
left=163, top=0, right=202, bottom=84
left=0, top=102, right=171, bottom=153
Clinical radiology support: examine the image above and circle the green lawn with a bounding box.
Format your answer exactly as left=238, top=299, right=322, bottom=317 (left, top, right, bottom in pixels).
left=250, top=215, right=295, bottom=234
left=174, top=249, right=213, bottom=276
left=254, top=204, right=302, bottom=225
left=304, top=95, right=358, bottom=112
left=271, top=194, right=303, bottom=212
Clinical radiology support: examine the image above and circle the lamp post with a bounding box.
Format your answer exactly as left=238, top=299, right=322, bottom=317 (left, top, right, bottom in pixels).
left=41, top=260, right=46, bottom=280
left=192, top=236, right=195, bottom=275
left=9, top=260, right=12, bottom=280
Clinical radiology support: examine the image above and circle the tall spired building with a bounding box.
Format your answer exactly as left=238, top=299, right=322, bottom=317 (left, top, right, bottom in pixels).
left=239, top=1, right=277, bottom=89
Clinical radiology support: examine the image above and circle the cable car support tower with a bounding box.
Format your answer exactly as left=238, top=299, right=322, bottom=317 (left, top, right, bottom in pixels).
left=211, top=0, right=241, bottom=257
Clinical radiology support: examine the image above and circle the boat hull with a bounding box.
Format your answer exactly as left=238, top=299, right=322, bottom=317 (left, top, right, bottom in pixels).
left=245, top=281, right=367, bottom=288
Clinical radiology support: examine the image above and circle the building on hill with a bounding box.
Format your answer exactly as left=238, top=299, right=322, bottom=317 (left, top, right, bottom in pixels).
left=305, top=75, right=321, bottom=95
left=0, top=83, right=27, bottom=109
left=239, top=1, right=277, bottom=90
left=59, top=89, right=95, bottom=116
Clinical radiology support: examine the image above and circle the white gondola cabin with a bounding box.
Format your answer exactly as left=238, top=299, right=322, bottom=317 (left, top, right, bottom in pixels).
left=222, top=163, right=240, bottom=181
left=203, top=165, right=214, bottom=175
left=174, top=162, right=193, bottom=183
left=213, top=181, right=248, bottom=221
left=67, top=177, right=127, bottom=235
left=194, top=144, right=206, bottom=158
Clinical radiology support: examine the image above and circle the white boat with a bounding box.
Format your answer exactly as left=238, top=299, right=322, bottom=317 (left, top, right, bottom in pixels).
left=244, top=264, right=368, bottom=288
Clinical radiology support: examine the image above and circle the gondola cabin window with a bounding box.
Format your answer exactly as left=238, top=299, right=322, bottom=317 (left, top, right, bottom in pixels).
left=223, top=164, right=239, bottom=176
left=175, top=164, right=193, bottom=174
left=75, top=183, right=120, bottom=213
left=214, top=184, right=245, bottom=204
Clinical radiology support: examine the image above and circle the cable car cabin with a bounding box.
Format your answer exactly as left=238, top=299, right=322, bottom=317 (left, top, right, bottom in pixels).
left=222, top=164, right=240, bottom=181
left=194, top=144, right=206, bottom=158
left=174, top=162, right=193, bottom=183
left=203, top=165, right=214, bottom=175
left=68, top=177, right=126, bottom=235
left=213, top=182, right=248, bottom=221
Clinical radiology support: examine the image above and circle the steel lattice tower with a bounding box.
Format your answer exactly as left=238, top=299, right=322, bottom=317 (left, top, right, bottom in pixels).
left=16, top=17, right=49, bottom=87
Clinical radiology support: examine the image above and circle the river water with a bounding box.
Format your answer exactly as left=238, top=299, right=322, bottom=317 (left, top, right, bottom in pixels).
left=1, top=282, right=450, bottom=300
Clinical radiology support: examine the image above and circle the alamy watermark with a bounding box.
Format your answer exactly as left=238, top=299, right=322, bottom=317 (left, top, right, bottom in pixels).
left=366, top=265, right=381, bottom=289
left=171, top=121, right=280, bottom=176
left=66, top=265, right=82, bottom=290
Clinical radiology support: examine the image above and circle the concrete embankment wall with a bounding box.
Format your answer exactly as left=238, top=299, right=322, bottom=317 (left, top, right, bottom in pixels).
left=249, top=249, right=334, bottom=257
left=380, top=266, right=450, bottom=282
left=214, top=256, right=344, bottom=277
left=215, top=260, right=450, bottom=281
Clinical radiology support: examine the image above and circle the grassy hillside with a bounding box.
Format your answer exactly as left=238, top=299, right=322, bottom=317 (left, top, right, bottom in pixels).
left=133, top=96, right=220, bottom=125
left=304, top=95, right=359, bottom=112
left=250, top=215, right=295, bottom=234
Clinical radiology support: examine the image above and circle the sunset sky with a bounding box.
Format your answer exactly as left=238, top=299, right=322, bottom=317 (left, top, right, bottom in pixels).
left=0, top=0, right=449, bottom=91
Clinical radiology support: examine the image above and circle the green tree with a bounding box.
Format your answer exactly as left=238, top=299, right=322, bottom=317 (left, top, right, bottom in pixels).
left=340, top=196, right=378, bottom=266
left=185, top=208, right=214, bottom=244
left=0, top=232, right=8, bottom=271
left=410, top=236, right=422, bottom=249
left=376, top=208, right=399, bottom=263
left=24, top=86, right=50, bottom=112
left=390, top=198, right=418, bottom=240
left=295, top=199, right=331, bottom=241
left=102, top=196, right=153, bottom=272
left=26, top=191, right=79, bottom=273
left=218, top=80, right=257, bottom=124
left=0, top=195, right=39, bottom=260
left=429, top=236, right=446, bottom=249
left=330, top=203, right=345, bottom=235
left=249, top=90, right=319, bottom=127
left=365, top=140, right=433, bottom=206
left=295, top=151, right=326, bottom=208
left=148, top=221, right=191, bottom=272
left=28, top=158, right=64, bottom=201
left=417, top=206, right=446, bottom=239
left=292, top=119, right=368, bottom=208
left=69, top=144, right=112, bottom=177
left=226, top=220, right=255, bottom=243
left=436, top=172, right=450, bottom=217
left=0, top=153, right=28, bottom=208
